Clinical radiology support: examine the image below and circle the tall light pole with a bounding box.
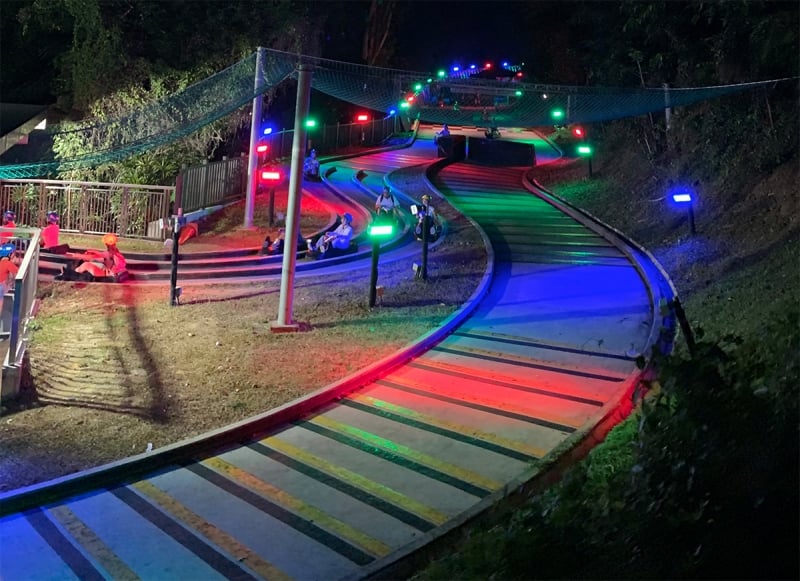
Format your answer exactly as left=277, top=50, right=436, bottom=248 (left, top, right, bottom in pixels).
left=271, top=62, right=312, bottom=332
left=244, top=47, right=265, bottom=228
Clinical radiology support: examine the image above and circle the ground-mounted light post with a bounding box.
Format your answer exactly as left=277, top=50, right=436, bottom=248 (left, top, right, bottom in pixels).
left=260, top=168, right=281, bottom=226
left=576, top=143, right=594, bottom=178
left=169, top=209, right=185, bottom=307
left=670, top=186, right=697, bottom=235
left=304, top=118, right=317, bottom=151
left=420, top=205, right=430, bottom=280
left=368, top=221, right=394, bottom=308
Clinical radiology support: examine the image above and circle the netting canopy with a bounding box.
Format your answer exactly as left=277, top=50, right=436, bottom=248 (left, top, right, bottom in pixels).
left=0, top=47, right=790, bottom=179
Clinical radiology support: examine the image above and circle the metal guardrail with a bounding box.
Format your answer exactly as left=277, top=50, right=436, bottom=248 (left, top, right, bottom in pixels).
left=1, top=227, right=41, bottom=401
left=175, top=156, right=247, bottom=215
left=0, top=179, right=174, bottom=240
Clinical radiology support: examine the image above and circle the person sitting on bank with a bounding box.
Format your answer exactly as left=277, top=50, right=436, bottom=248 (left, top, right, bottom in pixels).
left=0, top=210, right=16, bottom=244
left=40, top=211, right=63, bottom=251
left=310, top=213, right=353, bottom=257
left=303, top=149, right=320, bottom=179
left=263, top=228, right=308, bottom=256
left=374, top=186, right=400, bottom=221
left=434, top=123, right=450, bottom=143
left=71, top=233, right=128, bottom=281
left=0, top=243, right=21, bottom=289
left=414, top=194, right=441, bottom=241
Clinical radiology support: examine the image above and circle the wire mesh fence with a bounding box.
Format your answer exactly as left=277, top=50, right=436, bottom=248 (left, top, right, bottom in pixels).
left=0, top=46, right=785, bottom=180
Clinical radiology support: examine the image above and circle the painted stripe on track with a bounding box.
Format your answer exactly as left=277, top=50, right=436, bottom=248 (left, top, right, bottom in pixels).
left=297, top=418, right=497, bottom=498
left=132, top=480, right=293, bottom=581
left=253, top=438, right=448, bottom=527
left=110, top=486, right=261, bottom=579
left=376, top=379, right=577, bottom=433
left=201, top=457, right=391, bottom=558
left=452, top=330, right=635, bottom=362
left=25, top=508, right=106, bottom=581
left=406, top=360, right=605, bottom=406
left=431, top=345, right=627, bottom=381
left=48, top=504, right=140, bottom=581
left=342, top=395, right=542, bottom=461
left=183, top=462, right=375, bottom=566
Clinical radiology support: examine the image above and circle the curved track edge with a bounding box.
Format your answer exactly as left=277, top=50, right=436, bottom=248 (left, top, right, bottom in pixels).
left=0, top=180, right=496, bottom=517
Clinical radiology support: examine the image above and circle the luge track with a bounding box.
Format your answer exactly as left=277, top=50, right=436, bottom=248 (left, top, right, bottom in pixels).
left=0, top=135, right=676, bottom=580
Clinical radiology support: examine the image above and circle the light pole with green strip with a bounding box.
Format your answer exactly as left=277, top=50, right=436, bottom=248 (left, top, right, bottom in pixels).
left=368, top=221, right=394, bottom=308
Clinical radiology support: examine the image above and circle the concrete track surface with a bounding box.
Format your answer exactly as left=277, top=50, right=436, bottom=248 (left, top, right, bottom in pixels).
left=0, top=133, right=674, bottom=580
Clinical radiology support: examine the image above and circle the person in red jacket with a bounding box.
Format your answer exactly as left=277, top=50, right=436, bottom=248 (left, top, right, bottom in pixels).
left=0, top=210, right=16, bottom=244
left=0, top=243, right=20, bottom=288
left=40, top=211, right=61, bottom=250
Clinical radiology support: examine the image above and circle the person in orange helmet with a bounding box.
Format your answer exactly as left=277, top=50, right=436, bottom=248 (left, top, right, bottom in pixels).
left=72, top=233, right=129, bottom=281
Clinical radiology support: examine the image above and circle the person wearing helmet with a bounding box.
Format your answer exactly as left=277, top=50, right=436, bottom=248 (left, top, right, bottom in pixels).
left=374, top=186, right=400, bottom=221
left=309, top=212, right=354, bottom=257
left=303, top=148, right=320, bottom=179
left=0, top=210, right=16, bottom=244
left=0, top=243, right=20, bottom=287
left=414, top=194, right=441, bottom=242
left=434, top=123, right=450, bottom=144
left=40, top=211, right=61, bottom=250
left=72, top=233, right=128, bottom=281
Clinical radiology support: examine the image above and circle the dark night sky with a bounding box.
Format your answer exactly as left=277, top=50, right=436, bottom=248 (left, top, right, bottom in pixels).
left=393, top=2, right=536, bottom=73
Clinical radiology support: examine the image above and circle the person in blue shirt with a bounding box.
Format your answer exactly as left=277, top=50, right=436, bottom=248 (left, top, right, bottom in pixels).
left=303, top=149, right=320, bottom=179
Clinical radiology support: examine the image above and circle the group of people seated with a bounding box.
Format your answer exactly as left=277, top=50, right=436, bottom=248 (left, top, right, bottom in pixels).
left=412, top=194, right=442, bottom=242
left=0, top=208, right=129, bottom=283
left=373, top=186, right=442, bottom=242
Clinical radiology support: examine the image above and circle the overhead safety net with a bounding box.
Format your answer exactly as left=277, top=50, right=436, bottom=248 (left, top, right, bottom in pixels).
left=0, top=47, right=790, bottom=179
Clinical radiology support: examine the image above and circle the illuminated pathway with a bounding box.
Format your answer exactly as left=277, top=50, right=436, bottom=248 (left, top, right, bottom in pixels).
left=0, top=133, right=674, bottom=580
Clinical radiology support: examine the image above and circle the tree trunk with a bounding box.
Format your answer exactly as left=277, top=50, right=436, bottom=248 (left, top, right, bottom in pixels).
left=362, top=0, right=395, bottom=66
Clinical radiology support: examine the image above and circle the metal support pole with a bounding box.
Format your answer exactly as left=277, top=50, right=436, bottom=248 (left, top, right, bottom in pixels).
left=369, top=238, right=380, bottom=308
left=671, top=298, right=696, bottom=357
left=245, top=47, right=265, bottom=228
left=272, top=63, right=312, bottom=332
left=587, top=158, right=593, bottom=178
left=688, top=204, right=696, bottom=235
left=664, top=82, right=672, bottom=132
left=421, top=210, right=429, bottom=280
left=268, top=186, right=275, bottom=227
left=169, top=210, right=182, bottom=307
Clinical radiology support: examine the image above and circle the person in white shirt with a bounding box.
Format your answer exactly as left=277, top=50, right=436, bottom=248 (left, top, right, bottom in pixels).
left=311, top=213, right=354, bottom=256
left=374, top=186, right=400, bottom=220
